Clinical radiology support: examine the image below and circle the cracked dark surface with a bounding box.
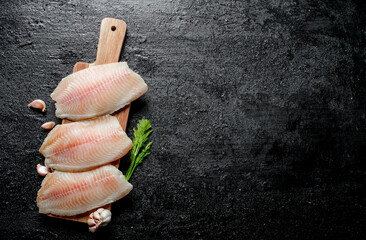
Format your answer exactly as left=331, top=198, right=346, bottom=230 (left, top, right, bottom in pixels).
left=0, top=0, right=365, bottom=239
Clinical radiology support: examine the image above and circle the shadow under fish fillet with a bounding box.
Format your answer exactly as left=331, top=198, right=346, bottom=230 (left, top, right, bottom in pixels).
left=37, top=165, right=133, bottom=216
left=51, top=62, right=148, bottom=121
left=39, top=115, right=132, bottom=172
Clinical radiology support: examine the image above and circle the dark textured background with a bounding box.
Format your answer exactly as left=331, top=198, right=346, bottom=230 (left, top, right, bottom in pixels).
left=1, top=0, right=365, bottom=239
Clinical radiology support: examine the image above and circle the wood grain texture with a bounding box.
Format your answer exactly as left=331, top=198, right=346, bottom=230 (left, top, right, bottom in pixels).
left=55, top=18, right=129, bottom=223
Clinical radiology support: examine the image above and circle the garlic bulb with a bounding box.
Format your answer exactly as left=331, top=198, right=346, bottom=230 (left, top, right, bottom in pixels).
left=28, top=99, right=46, bottom=112
left=37, top=164, right=50, bottom=176
left=88, top=208, right=112, bottom=232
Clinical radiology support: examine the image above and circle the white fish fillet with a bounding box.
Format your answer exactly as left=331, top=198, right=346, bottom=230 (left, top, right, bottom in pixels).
left=51, top=62, right=148, bottom=121
left=37, top=165, right=133, bottom=216
left=39, top=115, right=132, bottom=172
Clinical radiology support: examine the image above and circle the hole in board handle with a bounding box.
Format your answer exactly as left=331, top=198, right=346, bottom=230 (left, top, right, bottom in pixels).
left=111, top=26, right=116, bottom=31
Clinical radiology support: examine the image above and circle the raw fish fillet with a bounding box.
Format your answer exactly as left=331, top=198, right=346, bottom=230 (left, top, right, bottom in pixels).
left=51, top=62, right=148, bottom=121
left=40, top=115, right=132, bottom=172
left=37, top=165, right=133, bottom=216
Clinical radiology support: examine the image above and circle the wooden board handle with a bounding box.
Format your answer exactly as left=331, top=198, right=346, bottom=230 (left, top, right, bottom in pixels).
left=62, top=18, right=127, bottom=125
left=94, top=18, right=126, bottom=65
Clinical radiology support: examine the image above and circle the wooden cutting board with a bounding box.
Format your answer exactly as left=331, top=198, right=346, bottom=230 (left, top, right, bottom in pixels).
left=49, top=18, right=129, bottom=223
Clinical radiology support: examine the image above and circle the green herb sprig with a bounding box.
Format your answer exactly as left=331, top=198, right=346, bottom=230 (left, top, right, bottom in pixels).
left=125, top=118, right=152, bottom=181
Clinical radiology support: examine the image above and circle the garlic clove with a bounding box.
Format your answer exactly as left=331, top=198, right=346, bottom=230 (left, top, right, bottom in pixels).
left=97, top=208, right=105, bottom=216
left=88, top=218, right=96, bottom=226
left=100, top=209, right=112, bottom=221
left=89, top=225, right=98, bottom=233
left=100, top=216, right=112, bottom=227
left=28, top=99, right=46, bottom=112
left=41, top=121, right=55, bottom=130
left=93, top=211, right=101, bottom=221
left=97, top=208, right=104, bottom=213
left=37, top=164, right=50, bottom=176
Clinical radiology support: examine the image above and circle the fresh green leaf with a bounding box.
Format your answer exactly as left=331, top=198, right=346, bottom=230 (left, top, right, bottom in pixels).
left=125, top=118, right=152, bottom=181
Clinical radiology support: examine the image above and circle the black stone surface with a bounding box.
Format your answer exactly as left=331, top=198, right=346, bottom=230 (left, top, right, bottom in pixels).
left=0, top=0, right=365, bottom=239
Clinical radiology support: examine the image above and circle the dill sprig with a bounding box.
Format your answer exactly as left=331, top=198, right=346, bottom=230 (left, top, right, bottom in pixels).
left=125, top=118, right=152, bottom=181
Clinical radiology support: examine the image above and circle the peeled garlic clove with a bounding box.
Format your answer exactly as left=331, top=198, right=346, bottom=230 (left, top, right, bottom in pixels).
left=89, top=225, right=99, bottom=233
left=88, top=208, right=112, bottom=232
left=41, top=121, right=55, bottom=130
left=88, top=218, right=96, bottom=226
left=37, top=164, right=50, bottom=176
left=28, top=99, right=46, bottom=112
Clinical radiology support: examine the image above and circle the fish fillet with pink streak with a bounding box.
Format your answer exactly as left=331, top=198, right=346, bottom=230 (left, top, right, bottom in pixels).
left=40, top=115, right=132, bottom=172
left=51, top=62, right=148, bottom=121
left=37, top=165, right=133, bottom=216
